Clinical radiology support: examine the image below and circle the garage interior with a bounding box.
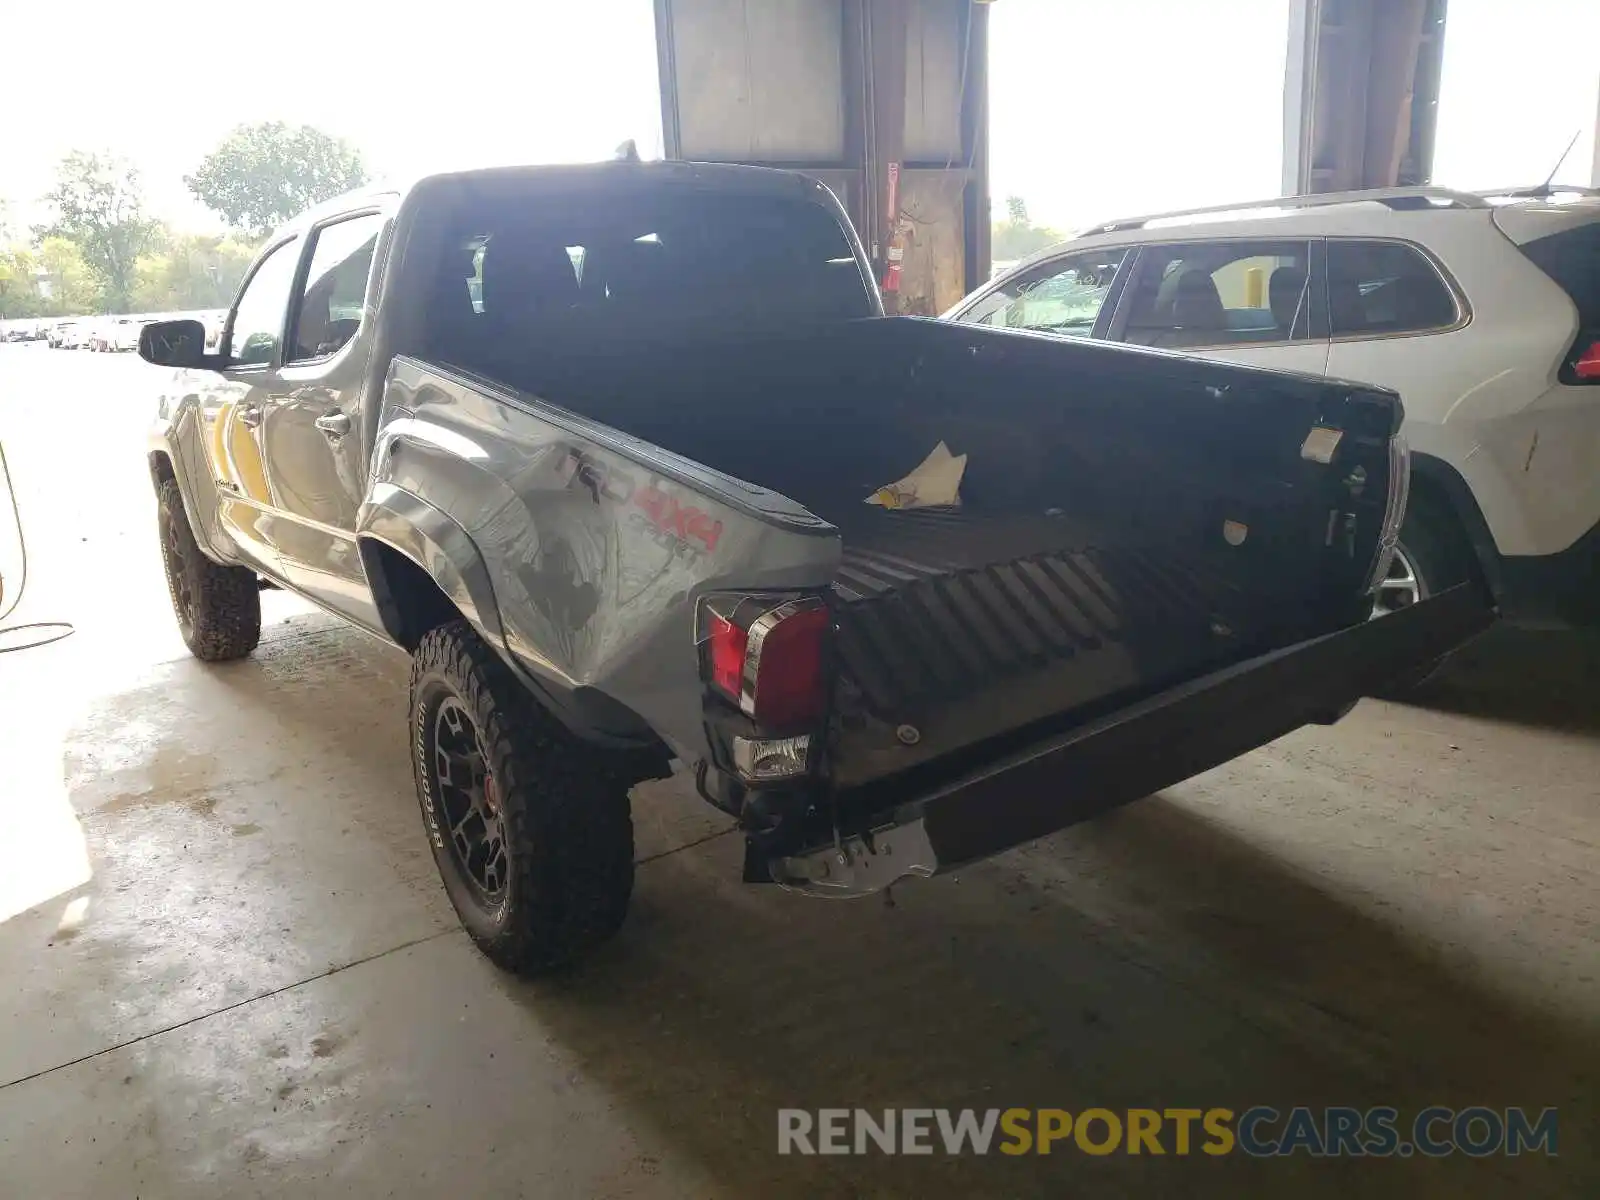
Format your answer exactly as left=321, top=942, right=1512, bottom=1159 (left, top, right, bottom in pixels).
left=2, top=1, right=1599, bottom=1196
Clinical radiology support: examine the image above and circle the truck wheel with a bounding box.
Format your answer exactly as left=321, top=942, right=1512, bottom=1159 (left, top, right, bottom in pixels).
left=410, top=620, right=634, bottom=975
left=156, top=477, right=261, bottom=661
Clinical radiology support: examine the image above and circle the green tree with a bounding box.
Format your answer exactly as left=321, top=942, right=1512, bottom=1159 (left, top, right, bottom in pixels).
left=132, top=230, right=258, bottom=312
left=39, top=152, right=158, bottom=312
left=0, top=247, right=44, bottom=318
left=35, top=236, right=101, bottom=315
left=186, top=122, right=368, bottom=237
left=992, top=194, right=1062, bottom=262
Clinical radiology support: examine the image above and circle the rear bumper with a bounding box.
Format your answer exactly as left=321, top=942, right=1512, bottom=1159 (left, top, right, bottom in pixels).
left=1496, top=521, right=1600, bottom=628
left=770, top=584, right=1494, bottom=895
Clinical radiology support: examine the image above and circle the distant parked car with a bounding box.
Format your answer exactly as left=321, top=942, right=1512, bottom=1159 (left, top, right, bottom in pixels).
left=58, top=321, right=91, bottom=350
left=110, top=318, right=152, bottom=352
left=90, top=317, right=141, bottom=352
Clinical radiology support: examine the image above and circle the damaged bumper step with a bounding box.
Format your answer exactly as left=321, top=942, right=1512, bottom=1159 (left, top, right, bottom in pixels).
left=773, top=583, right=1493, bottom=896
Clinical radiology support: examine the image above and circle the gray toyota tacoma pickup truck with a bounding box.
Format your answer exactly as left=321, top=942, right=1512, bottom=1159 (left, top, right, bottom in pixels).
left=139, top=161, right=1492, bottom=974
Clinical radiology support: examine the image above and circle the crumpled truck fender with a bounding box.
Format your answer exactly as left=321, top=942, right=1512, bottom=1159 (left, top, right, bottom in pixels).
left=358, top=480, right=510, bottom=655
left=367, top=357, right=844, bottom=762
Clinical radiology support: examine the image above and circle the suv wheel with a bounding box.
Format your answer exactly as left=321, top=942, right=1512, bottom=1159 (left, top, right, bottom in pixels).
left=1372, top=544, right=1424, bottom=616
left=410, top=620, right=634, bottom=975
left=1370, top=496, right=1478, bottom=692
left=1372, top=495, right=1474, bottom=619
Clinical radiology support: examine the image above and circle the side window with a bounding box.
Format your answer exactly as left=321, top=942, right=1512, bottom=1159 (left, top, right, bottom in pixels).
left=289, top=214, right=383, bottom=362
left=228, top=239, right=301, bottom=366
left=1121, top=240, right=1312, bottom=349
left=1327, top=240, right=1458, bottom=338
left=959, top=248, right=1127, bottom=337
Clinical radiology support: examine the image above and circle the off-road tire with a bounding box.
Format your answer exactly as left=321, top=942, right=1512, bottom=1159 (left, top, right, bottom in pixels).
left=156, top=477, right=261, bottom=661
left=410, top=620, right=634, bottom=975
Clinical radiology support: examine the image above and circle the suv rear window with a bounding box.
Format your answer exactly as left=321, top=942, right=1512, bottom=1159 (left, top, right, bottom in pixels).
left=1326, top=240, right=1458, bottom=337
left=1519, top=222, right=1600, bottom=327
left=1519, top=221, right=1600, bottom=383
left=1120, top=241, right=1312, bottom=349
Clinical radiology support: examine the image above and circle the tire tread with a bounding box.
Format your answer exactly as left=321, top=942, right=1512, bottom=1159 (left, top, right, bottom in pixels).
left=410, top=620, right=633, bottom=975
left=157, top=477, right=260, bottom=661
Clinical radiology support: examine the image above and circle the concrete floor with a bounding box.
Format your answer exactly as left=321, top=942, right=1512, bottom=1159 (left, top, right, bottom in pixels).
left=0, top=345, right=1596, bottom=1197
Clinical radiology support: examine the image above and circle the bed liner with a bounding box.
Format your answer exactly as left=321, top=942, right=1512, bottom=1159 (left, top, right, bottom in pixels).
left=826, top=506, right=1247, bottom=787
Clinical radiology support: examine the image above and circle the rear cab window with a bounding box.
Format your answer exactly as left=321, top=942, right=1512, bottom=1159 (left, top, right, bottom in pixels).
left=1325, top=240, right=1459, bottom=338
left=1117, top=240, right=1314, bottom=349
left=422, top=185, right=873, bottom=373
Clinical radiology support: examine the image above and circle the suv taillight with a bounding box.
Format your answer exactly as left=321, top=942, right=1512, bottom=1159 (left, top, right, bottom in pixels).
left=700, top=596, right=830, bottom=729
left=1574, top=338, right=1600, bottom=381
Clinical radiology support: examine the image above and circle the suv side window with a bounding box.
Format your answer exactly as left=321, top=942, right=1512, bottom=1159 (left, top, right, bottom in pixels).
left=227, top=238, right=302, bottom=367
left=957, top=248, right=1127, bottom=337
left=1326, top=240, right=1458, bottom=338
left=1120, top=241, right=1313, bottom=349
left=289, top=214, right=383, bottom=362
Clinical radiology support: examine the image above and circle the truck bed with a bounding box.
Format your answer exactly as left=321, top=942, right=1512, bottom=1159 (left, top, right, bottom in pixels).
left=414, top=315, right=1403, bottom=789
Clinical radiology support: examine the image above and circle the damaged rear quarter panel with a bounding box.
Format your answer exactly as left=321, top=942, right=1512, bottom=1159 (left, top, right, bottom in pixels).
left=367, top=357, right=842, bottom=759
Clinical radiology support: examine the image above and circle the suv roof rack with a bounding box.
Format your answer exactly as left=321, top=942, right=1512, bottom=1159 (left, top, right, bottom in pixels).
left=1084, top=186, right=1490, bottom=235
left=1475, top=183, right=1600, bottom=201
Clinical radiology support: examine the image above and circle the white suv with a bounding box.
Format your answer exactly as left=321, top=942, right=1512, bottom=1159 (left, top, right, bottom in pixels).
left=947, top=186, right=1600, bottom=628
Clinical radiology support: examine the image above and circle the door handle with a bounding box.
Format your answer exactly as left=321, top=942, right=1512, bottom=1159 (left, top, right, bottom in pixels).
left=315, top=410, right=352, bottom=438
left=239, top=404, right=262, bottom=428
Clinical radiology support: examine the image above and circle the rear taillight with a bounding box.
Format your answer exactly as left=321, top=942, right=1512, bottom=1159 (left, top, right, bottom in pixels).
left=707, top=612, right=747, bottom=696
left=700, top=596, right=830, bottom=729
left=1574, top=339, right=1600, bottom=381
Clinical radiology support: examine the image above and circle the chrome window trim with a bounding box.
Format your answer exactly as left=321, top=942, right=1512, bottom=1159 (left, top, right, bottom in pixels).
left=1112, top=237, right=1321, bottom=351
left=1323, top=235, right=1472, bottom=343
left=284, top=209, right=387, bottom=368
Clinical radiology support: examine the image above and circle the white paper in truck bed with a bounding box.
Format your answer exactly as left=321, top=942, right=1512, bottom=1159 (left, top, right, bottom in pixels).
left=865, top=441, right=967, bottom=509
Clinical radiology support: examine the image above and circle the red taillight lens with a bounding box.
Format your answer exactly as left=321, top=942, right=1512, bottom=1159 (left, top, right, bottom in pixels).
left=1574, top=340, right=1600, bottom=381
left=746, top=603, right=829, bottom=727
left=707, top=611, right=748, bottom=698
left=700, top=597, right=829, bottom=729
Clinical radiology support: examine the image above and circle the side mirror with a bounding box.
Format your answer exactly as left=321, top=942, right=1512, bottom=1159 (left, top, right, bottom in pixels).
left=139, top=319, right=221, bottom=369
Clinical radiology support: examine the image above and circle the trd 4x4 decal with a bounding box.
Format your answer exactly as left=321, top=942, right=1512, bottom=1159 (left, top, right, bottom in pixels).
left=560, top=446, right=724, bottom=553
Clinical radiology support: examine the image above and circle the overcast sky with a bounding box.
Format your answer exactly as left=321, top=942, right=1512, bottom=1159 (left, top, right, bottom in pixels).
left=3, top=0, right=1595, bottom=238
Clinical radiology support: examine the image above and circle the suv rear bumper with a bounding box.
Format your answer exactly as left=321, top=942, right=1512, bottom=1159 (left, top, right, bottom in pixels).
left=770, top=584, right=1494, bottom=895
left=1497, top=521, right=1600, bottom=628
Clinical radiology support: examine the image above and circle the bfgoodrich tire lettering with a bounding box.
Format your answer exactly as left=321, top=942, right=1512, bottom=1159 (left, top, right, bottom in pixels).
left=410, top=620, right=634, bottom=975
left=156, top=477, right=261, bottom=661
